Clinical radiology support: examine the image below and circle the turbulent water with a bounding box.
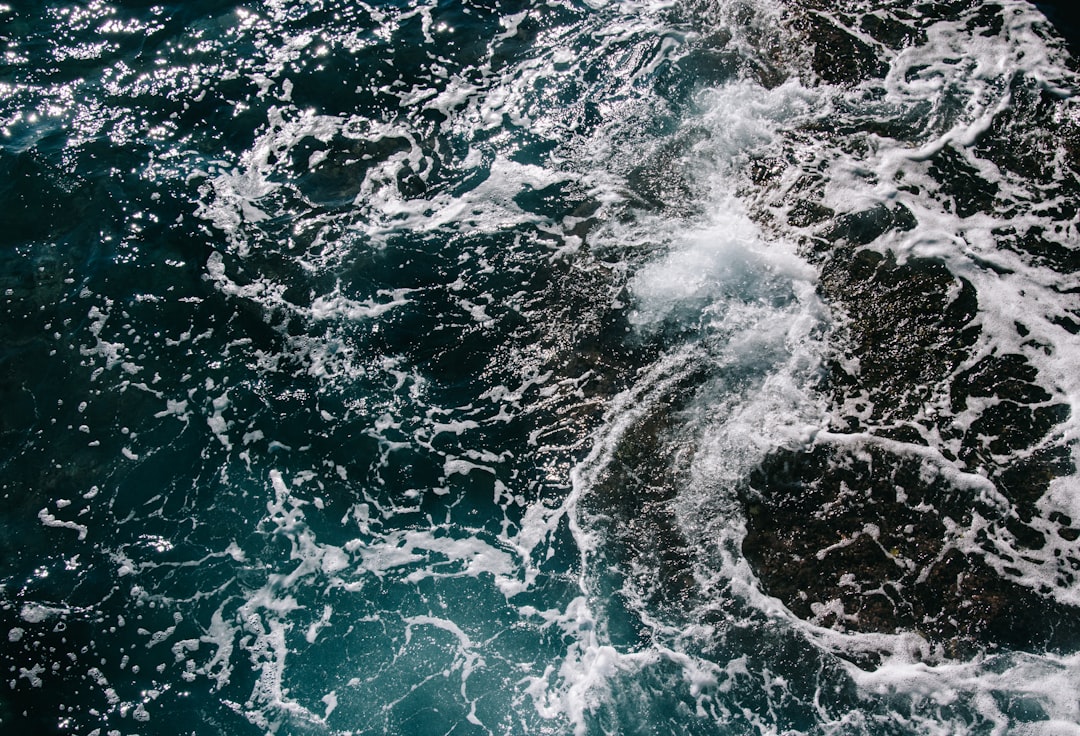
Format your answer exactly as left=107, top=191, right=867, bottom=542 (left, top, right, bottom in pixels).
left=3, top=0, right=1080, bottom=733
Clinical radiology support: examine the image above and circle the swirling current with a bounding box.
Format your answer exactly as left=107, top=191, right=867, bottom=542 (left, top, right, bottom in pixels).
left=2, top=0, right=1080, bottom=734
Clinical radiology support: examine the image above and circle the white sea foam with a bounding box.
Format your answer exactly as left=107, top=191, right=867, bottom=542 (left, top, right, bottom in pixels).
left=846, top=650, right=1080, bottom=735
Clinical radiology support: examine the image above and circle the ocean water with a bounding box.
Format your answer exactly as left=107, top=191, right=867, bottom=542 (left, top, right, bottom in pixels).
left=2, top=0, right=1080, bottom=734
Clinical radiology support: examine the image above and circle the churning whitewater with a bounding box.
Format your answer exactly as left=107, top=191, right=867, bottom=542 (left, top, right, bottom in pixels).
left=2, top=0, right=1079, bottom=734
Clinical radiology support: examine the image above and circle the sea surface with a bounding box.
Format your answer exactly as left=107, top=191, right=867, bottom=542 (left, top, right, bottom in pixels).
left=3, top=0, right=1080, bottom=734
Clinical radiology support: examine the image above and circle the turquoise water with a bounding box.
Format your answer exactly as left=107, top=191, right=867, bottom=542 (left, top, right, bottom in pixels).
left=3, top=1, right=1080, bottom=734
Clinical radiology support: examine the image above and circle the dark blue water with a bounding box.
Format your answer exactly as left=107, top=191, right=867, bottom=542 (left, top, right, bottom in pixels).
left=3, top=1, right=1080, bottom=734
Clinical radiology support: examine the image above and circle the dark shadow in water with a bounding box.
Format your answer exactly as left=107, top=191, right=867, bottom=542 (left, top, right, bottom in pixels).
left=1035, top=1, right=1080, bottom=59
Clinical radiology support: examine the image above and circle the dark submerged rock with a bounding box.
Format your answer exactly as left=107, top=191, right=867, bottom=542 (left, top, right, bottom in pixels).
left=792, top=10, right=889, bottom=86
left=742, top=442, right=1080, bottom=656
left=733, top=0, right=1080, bottom=661
left=819, top=247, right=978, bottom=430
left=740, top=239, right=1078, bottom=655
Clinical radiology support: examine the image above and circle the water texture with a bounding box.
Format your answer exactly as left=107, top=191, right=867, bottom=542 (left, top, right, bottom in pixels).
left=2, top=0, right=1079, bottom=734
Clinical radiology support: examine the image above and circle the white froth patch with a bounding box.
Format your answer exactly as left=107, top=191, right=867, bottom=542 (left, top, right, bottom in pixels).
left=622, top=202, right=829, bottom=511
left=356, top=529, right=520, bottom=593
left=692, top=79, right=817, bottom=169
left=320, top=690, right=338, bottom=720
left=1015, top=724, right=1080, bottom=736
left=310, top=286, right=414, bottom=321
left=847, top=650, right=1080, bottom=732
left=629, top=205, right=817, bottom=332
left=630, top=220, right=758, bottom=324
left=429, top=419, right=480, bottom=437
left=305, top=606, right=333, bottom=644
left=20, top=603, right=65, bottom=623
left=37, top=507, right=89, bottom=541
left=356, top=155, right=575, bottom=238
left=197, top=105, right=340, bottom=256
left=524, top=595, right=665, bottom=736
left=443, top=456, right=494, bottom=478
